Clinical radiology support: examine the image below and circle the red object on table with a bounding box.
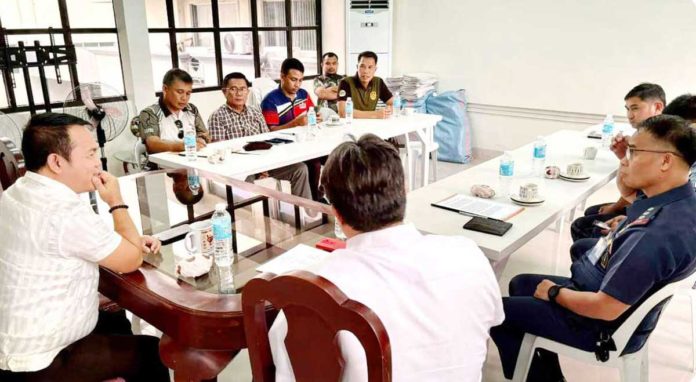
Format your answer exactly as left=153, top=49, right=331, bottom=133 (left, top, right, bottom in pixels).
left=315, top=238, right=346, bottom=252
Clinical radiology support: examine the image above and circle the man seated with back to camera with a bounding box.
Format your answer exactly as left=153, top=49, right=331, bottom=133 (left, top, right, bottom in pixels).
left=0, top=113, right=169, bottom=381
left=491, top=114, right=696, bottom=382
left=269, top=134, right=504, bottom=381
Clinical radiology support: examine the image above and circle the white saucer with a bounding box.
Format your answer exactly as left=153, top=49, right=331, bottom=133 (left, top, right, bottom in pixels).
left=324, top=121, right=343, bottom=127
left=559, top=172, right=590, bottom=182
left=510, top=194, right=545, bottom=206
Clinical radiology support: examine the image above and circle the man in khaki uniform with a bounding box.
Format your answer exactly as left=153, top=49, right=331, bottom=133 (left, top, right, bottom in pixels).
left=337, top=51, right=394, bottom=119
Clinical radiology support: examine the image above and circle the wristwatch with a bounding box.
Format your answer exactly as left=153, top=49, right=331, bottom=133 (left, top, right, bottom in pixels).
left=548, top=285, right=564, bottom=303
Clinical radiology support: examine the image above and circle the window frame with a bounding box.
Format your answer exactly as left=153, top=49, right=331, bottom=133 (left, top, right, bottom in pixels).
left=150, top=0, right=323, bottom=95
left=0, top=0, right=127, bottom=114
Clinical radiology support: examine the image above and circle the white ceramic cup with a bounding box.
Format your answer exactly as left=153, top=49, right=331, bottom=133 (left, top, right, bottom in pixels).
left=583, top=146, right=598, bottom=160
left=403, top=107, right=415, bottom=116
left=519, top=183, right=539, bottom=201
left=184, top=220, right=213, bottom=258
left=567, top=162, right=584, bottom=176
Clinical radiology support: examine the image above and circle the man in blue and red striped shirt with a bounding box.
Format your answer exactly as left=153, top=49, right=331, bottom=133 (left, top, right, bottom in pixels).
left=261, top=58, right=315, bottom=130
left=261, top=58, right=325, bottom=200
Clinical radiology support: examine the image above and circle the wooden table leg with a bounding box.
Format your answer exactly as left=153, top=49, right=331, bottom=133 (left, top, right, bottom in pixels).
left=160, top=334, right=239, bottom=382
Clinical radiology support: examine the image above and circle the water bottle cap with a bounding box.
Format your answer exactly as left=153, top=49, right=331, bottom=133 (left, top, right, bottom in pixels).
left=215, top=203, right=227, bottom=211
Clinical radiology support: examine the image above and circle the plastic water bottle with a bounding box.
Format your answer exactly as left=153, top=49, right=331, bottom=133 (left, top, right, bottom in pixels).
left=187, top=168, right=200, bottom=195
left=532, top=136, right=547, bottom=176
left=307, top=107, right=318, bottom=140
left=334, top=218, right=347, bottom=240
left=212, top=203, right=234, bottom=294
left=601, top=114, right=614, bottom=148
left=345, top=97, right=354, bottom=124
left=183, top=123, right=197, bottom=161
left=499, top=151, right=515, bottom=196
left=392, top=92, right=402, bottom=118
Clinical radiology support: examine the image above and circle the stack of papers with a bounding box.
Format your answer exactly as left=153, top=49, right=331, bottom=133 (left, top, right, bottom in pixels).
left=385, top=76, right=403, bottom=95
left=401, top=72, right=438, bottom=101
left=256, top=244, right=328, bottom=274
left=432, top=194, right=524, bottom=221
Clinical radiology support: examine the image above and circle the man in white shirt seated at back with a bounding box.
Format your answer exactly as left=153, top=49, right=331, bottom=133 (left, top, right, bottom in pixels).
left=268, top=134, right=504, bottom=381
left=0, top=113, right=169, bottom=381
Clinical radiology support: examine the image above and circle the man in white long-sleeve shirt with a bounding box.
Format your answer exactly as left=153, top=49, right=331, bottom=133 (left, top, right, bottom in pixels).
left=268, top=134, right=504, bottom=381
left=0, top=113, right=169, bottom=381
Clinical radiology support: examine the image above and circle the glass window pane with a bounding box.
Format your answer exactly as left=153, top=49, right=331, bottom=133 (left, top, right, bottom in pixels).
left=72, top=34, right=124, bottom=95
left=146, top=0, right=169, bottom=28
left=66, top=0, right=116, bottom=28
left=291, top=0, right=316, bottom=27
left=257, top=0, right=286, bottom=27
left=0, top=75, right=8, bottom=108
left=6, top=34, right=65, bottom=47
left=149, top=33, right=173, bottom=92
left=292, top=30, right=317, bottom=76
left=259, top=31, right=287, bottom=79
left=0, top=0, right=62, bottom=29
left=221, top=32, right=255, bottom=81
left=10, top=66, right=73, bottom=108
left=176, top=32, right=217, bottom=88
left=219, top=0, right=252, bottom=27
left=174, top=0, right=213, bottom=28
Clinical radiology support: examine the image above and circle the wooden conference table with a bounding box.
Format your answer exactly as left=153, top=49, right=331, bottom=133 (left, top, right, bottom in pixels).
left=96, top=169, right=334, bottom=381
left=148, top=113, right=442, bottom=188
left=406, top=128, right=626, bottom=276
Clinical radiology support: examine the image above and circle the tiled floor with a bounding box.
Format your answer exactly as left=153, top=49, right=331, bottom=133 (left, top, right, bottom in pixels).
left=201, top=148, right=696, bottom=381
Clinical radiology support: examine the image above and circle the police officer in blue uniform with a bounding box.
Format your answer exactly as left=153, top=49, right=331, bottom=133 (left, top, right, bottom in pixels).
left=569, top=95, right=696, bottom=263
left=491, top=115, right=696, bottom=381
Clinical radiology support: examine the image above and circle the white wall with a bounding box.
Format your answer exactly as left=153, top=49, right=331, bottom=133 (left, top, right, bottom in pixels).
left=322, top=0, right=348, bottom=74
left=391, top=0, right=696, bottom=150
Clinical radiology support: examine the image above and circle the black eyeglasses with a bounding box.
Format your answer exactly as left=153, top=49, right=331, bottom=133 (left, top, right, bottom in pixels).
left=175, top=120, right=184, bottom=139
left=626, top=147, right=683, bottom=161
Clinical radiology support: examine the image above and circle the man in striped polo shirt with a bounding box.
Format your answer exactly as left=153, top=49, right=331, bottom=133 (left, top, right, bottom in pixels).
left=261, top=58, right=324, bottom=200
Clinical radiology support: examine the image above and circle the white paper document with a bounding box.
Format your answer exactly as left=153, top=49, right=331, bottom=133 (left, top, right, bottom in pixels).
left=433, top=194, right=523, bottom=221
left=256, top=243, right=327, bottom=274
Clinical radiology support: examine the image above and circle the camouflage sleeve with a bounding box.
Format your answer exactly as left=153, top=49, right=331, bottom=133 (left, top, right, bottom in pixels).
left=138, top=109, right=160, bottom=142
left=314, top=77, right=325, bottom=90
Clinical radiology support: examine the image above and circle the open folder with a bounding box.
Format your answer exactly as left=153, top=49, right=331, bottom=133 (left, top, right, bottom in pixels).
left=431, top=194, right=523, bottom=221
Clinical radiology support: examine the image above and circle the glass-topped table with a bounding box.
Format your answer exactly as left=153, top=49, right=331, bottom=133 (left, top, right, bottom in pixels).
left=96, top=167, right=335, bottom=381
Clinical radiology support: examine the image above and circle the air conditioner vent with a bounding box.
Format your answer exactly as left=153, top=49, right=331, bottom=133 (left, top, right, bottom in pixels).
left=350, top=0, right=389, bottom=10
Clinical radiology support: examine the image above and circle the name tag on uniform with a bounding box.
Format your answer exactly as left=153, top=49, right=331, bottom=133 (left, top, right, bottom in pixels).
left=587, top=236, right=608, bottom=265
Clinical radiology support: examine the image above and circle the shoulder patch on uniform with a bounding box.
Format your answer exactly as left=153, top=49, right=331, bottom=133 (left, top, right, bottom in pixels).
left=339, top=89, right=346, bottom=97
left=627, top=206, right=662, bottom=228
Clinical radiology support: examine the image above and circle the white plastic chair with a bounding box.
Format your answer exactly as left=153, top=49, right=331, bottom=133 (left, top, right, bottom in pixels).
left=512, top=272, right=696, bottom=382
left=406, top=124, right=439, bottom=189
left=132, top=140, right=148, bottom=172
left=250, top=77, right=278, bottom=108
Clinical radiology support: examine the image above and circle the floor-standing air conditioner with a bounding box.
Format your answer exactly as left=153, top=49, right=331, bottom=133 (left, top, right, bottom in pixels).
left=345, top=0, right=393, bottom=77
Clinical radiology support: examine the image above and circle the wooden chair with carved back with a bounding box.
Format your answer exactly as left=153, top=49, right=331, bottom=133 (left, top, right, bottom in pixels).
left=242, top=270, right=392, bottom=382
left=0, top=137, right=25, bottom=191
